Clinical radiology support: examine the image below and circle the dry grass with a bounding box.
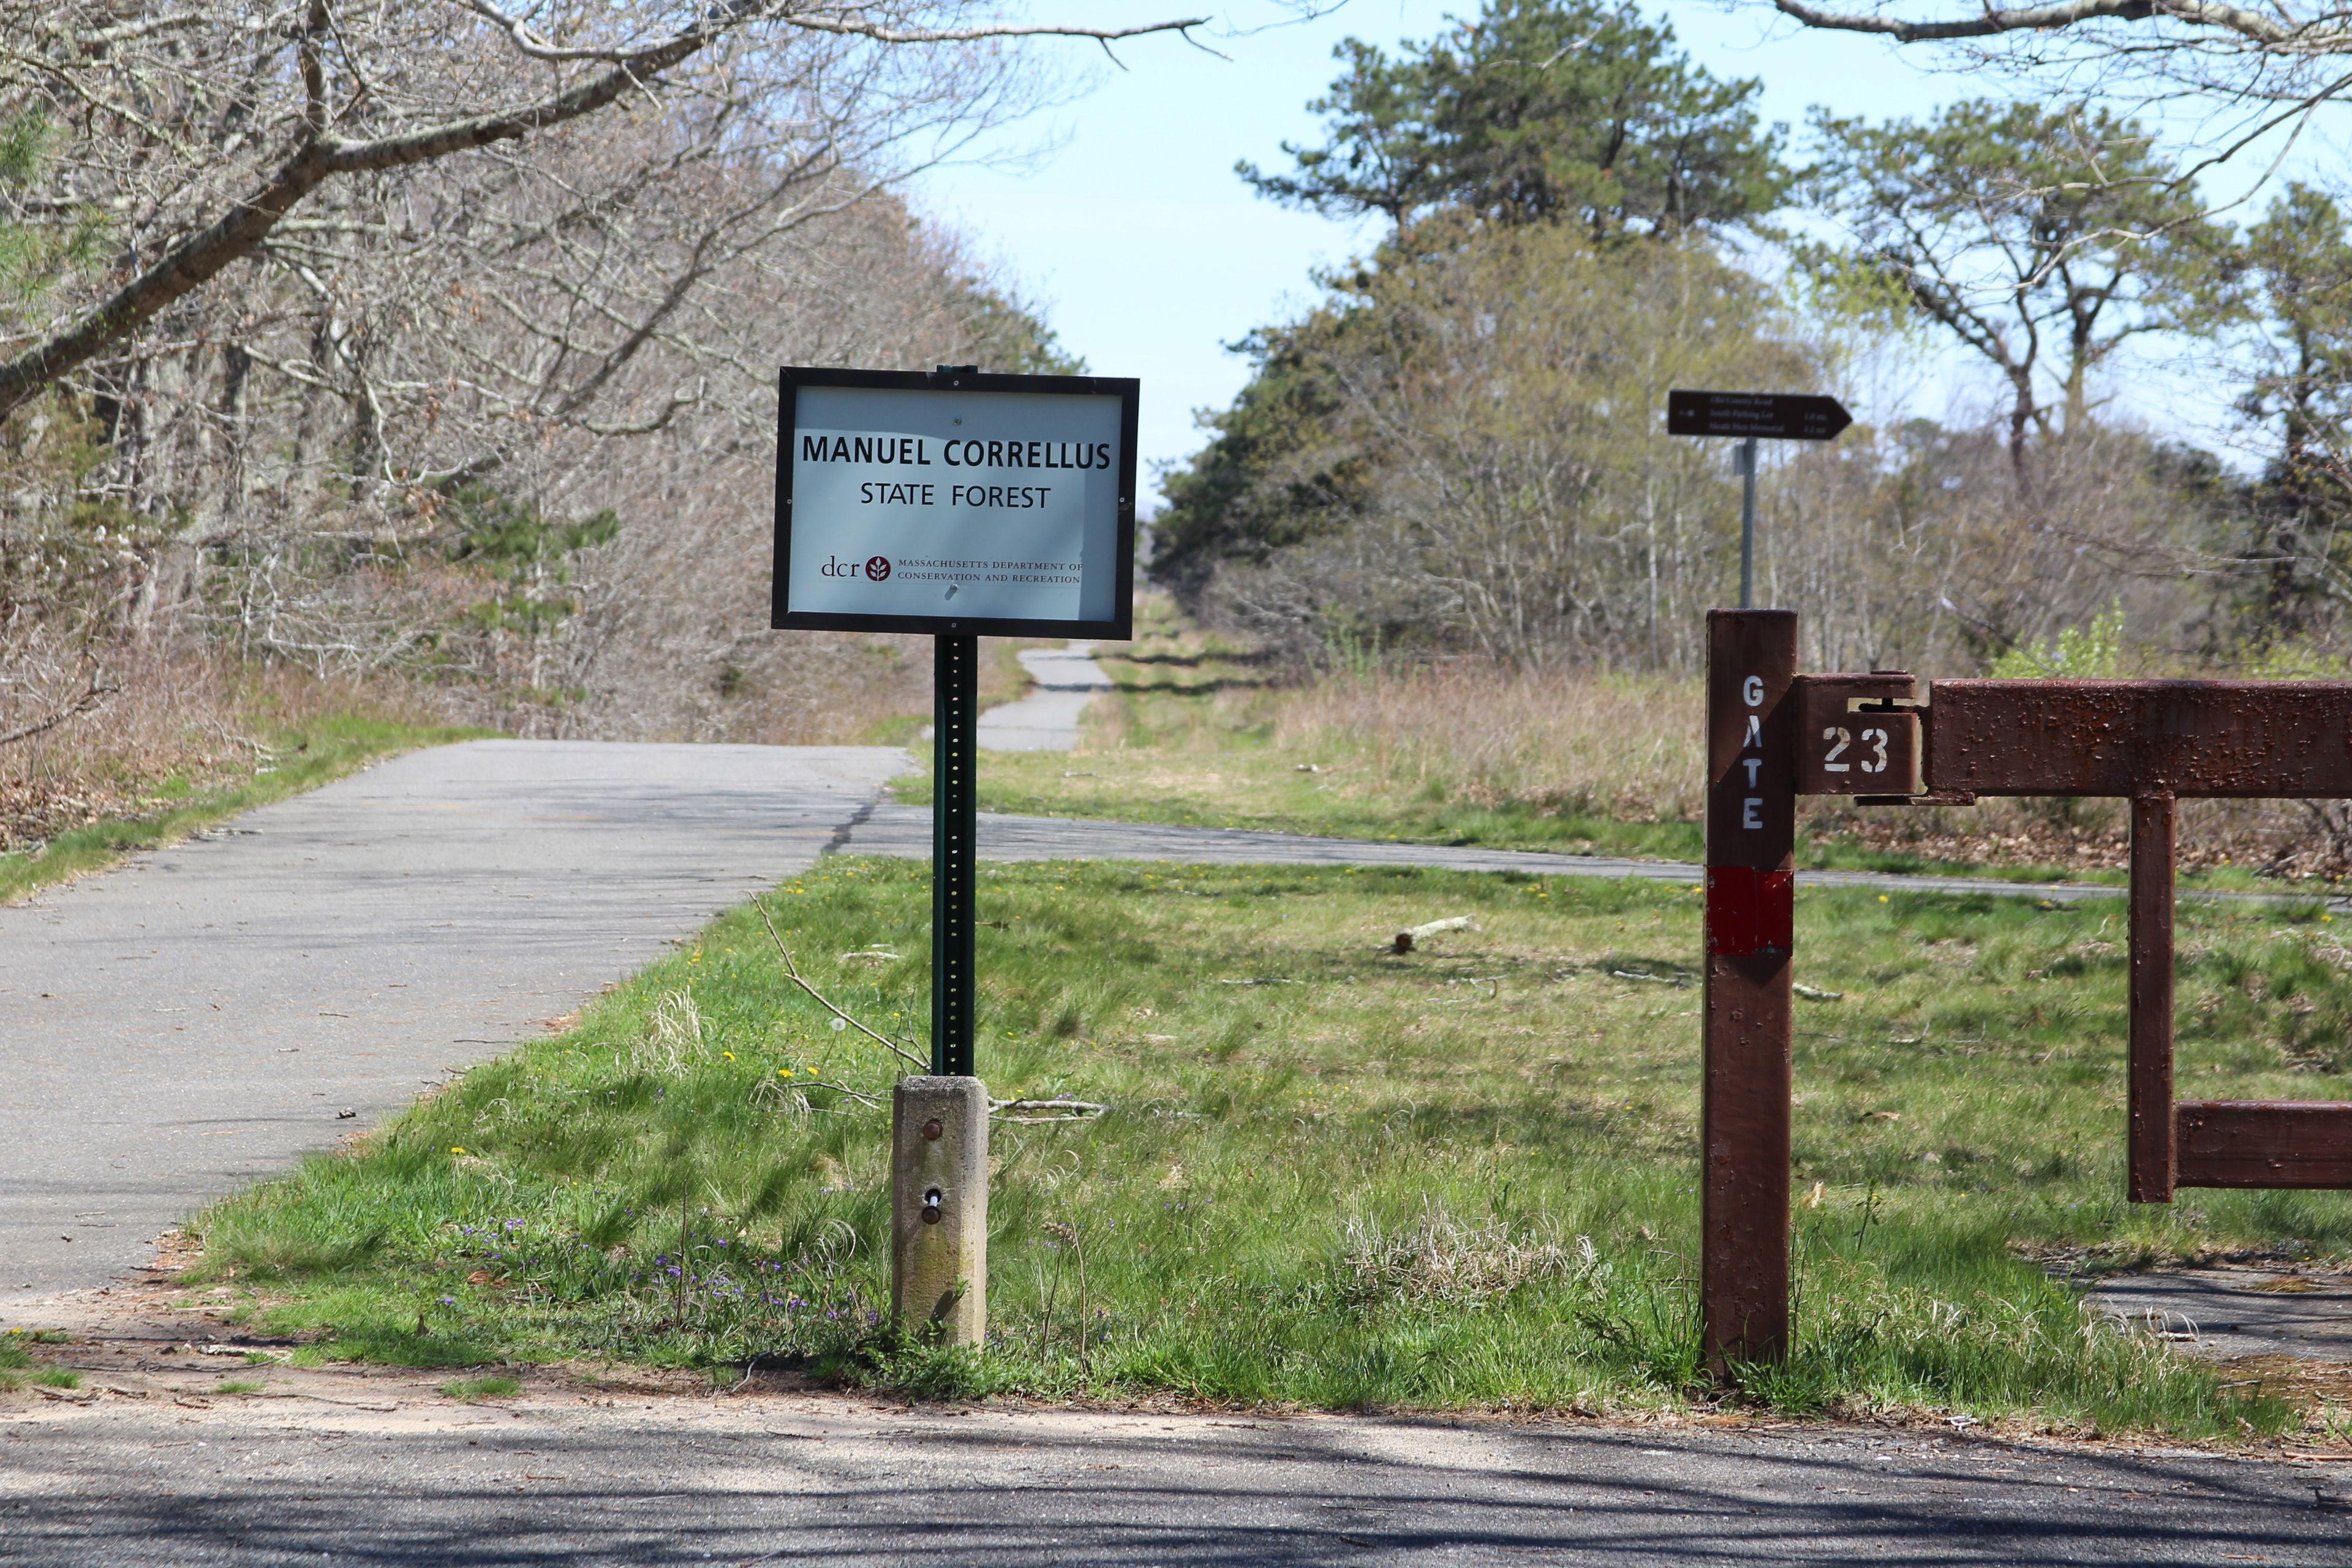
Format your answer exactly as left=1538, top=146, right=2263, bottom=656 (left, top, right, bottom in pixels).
left=0, top=620, right=1003, bottom=854
left=1273, top=663, right=1705, bottom=822
left=0, top=652, right=445, bottom=853
left=698, top=632, right=1036, bottom=747
left=1826, top=794, right=2351, bottom=883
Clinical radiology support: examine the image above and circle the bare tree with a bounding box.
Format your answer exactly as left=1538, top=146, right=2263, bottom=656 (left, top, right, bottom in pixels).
left=0, top=0, right=1205, bottom=426
left=0, top=0, right=1178, bottom=771
left=1803, top=100, right=2234, bottom=477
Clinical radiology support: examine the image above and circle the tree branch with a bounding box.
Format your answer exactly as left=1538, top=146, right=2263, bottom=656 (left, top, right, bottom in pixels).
left=0, top=0, right=1208, bottom=425
left=0, top=659, right=119, bottom=750
left=1768, top=0, right=2313, bottom=50
left=752, top=893, right=929, bottom=1071
left=782, top=11, right=1210, bottom=45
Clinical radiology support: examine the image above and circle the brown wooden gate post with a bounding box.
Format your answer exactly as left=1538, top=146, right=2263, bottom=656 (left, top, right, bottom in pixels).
left=2128, top=794, right=2177, bottom=1204
left=1702, top=609, right=1797, bottom=1372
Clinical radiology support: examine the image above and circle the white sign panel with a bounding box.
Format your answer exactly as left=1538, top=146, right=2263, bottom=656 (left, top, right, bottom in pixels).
left=773, top=369, right=1137, bottom=636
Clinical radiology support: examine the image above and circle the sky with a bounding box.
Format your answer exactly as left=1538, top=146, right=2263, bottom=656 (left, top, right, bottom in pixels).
left=908, top=0, right=2348, bottom=503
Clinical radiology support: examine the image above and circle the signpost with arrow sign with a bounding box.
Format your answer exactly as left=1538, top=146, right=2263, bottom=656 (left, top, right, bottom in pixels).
left=1668, top=390, right=1854, bottom=608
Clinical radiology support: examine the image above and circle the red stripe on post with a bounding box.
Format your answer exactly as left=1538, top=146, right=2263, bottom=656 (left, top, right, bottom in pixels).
left=1706, top=867, right=1793, bottom=957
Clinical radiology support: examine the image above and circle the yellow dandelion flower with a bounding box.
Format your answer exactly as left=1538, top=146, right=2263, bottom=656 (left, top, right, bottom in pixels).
left=450, top=1147, right=466, bottom=1155
left=722, top=1050, right=736, bottom=1060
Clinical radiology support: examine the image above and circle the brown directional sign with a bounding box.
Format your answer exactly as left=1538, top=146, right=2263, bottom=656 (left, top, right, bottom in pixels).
left=1668, top=390, right=1852, bottom=442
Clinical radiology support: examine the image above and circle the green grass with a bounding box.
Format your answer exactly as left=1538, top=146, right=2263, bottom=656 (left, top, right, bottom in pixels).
left=213, top=1378, right=263, bottom=1395
left=181, top=857, right=2352, bottom=1438
left=441, top=1373, right=522, bottom=1401
left=0, top=712, right=488, bottom=904
left=0, top=1327, right=75, bottom=1392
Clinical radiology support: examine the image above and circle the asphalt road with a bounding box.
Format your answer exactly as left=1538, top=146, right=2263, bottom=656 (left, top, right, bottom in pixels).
left=0, top=741, right=908, bottom=1308
left=4, top=1382, right=2347, bottom=1567
left=2094, top=1265, right=2352, bottom=1360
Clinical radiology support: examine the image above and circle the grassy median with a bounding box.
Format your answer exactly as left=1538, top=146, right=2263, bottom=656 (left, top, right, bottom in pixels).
left=183, top=858, right=2351, bottom=1438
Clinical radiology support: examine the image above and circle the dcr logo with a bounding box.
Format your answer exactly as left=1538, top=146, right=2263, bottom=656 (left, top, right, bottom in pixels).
left=865, top=556, right=892, bottom=582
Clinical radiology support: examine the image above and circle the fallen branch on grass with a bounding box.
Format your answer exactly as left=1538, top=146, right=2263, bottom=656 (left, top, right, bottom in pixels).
left=1613, top=969, right=1688, bottom=987
left=992, top=1097, right=1108, bottom=1124
left=796, top=1079, right=884, bottom=1108
left=752, top=895, right=927, bottom=1073
left=1392, top=915, right=1477, bottom=953
left=1794, top=984, right=1845, bottom=1002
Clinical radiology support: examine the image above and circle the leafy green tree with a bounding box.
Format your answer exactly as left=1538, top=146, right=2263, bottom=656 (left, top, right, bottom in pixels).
left=0, top=111, right=104, bottom=317
left=2241, top=185, right=2352, bottom=500
left=1238, top=0, right=1788, bottom=236
left=1150, top=290, right=1384, bottom=602
left=1987, top=601, right=2124, bottom=677
left=2230, top=183, right=2352, bottom=643
left=956, top=282, right=1088, bottom=377
left=1806, top=101, right=2234, bottom=472
left=448, top=484, right=620, bottom=646
left=1156, top=221, right=1812, bottom=663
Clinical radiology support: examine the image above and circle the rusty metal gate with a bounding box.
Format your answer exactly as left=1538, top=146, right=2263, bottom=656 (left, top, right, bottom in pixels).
left=1702, top=608, right=2352, bottom=1372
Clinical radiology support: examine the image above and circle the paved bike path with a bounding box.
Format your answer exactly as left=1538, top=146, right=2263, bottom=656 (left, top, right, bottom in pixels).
left=0, top=741, right=908, bottom=1306
left=839, top=805, right=2320, bottom=908
left=975, top=643, right=1114, bottom=751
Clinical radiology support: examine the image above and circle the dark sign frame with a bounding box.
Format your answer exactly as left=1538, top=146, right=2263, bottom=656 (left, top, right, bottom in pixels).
left=1667, top=389, right=1852, bottom=442
left=772, top=365, right=1140, bottom=639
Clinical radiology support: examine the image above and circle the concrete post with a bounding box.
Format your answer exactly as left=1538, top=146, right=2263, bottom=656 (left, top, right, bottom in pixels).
left=891, top=1075, right=988, bottom=1344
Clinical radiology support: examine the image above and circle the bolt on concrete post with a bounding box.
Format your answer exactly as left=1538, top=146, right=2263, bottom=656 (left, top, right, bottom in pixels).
left=892, top=1075, right=989, bottom=1344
